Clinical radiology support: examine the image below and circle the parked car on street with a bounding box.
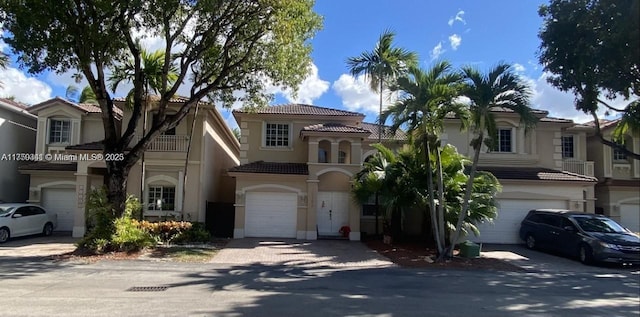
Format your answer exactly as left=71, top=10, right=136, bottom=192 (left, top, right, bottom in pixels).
left=0, top=203, right=57, bottom=243
left=519, top=209, right=640, bottom=265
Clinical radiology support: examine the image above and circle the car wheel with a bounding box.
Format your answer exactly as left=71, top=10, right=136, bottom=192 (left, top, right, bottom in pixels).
left=579, top=244, right=593, bottom=265
left=0, top=227, right=9, bottom=243
left=525, top=234, right=537, bottom=249
left=42, top=223, right=54, bottom=236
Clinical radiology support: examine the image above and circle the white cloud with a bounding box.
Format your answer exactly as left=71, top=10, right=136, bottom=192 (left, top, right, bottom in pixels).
left=0, top=67, right=52, bottom=105
left=448, top=10, right=466, bottom=27
left=278, top=63, right=329, bottom=104
left=522, top=72, right=628, bottom=124
left=430, top=42, right=445, bottom=61
left=513, top=63, right=526, bottom=72
left=332, top=74, right=397, bottom=115
left=448, top=34, right=462, bottom=50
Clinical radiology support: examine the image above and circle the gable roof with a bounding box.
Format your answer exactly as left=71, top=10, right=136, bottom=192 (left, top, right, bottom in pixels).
left=228, top=161, right=308, bottom=175
left=479, top=166, right=597, bottom=182
left=584, top=118, right=620, bottom=130
left=28, top=97, right=123, bottom=119
left=0, top=98, right=37, bottom=120
left=234, top=104, right=364, bottom=117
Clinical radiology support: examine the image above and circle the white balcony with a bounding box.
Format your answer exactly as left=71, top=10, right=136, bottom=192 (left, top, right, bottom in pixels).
left=563, top=159, right=594, bottom=176
left=137, top=134, right=190, bottom=152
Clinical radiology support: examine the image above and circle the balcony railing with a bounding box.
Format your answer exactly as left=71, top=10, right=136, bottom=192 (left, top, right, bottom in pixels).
left=563, top=159, right=594, bottom=176
left=137, top=134, right=190, bottom=152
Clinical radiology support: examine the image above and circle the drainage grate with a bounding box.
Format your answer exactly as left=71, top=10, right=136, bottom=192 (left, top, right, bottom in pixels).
left=126, top=286, right=169, bottom=292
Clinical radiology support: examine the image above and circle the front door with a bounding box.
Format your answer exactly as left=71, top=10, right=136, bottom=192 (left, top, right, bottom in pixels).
left=317, top=191, right=349, bottom=236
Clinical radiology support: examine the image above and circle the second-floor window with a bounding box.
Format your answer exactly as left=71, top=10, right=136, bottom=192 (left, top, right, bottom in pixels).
left=48, top=119, right=71, bottom=144
left=493, top=128, right=512, bottom=153
left=152, top=113, right=176, bottom=135
left=265, top=123, right=290, bottom=147
left=562, top=135, right=574, bottom=158
left=613, top=146, right=627, bottom=161
left=318, top=149, right=328, bottom=163
left=338, top=151, right=347, bottom=164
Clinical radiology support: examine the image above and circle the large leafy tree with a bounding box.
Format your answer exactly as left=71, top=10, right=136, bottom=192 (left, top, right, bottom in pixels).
left=1, top=0, right=322, bottom=216
left=538, top=0, right=640, bottom=159
left=447, top=63, right=537, bottom=256
left=382, top=61, right=468, bottom=255
left=346, top=30, right=417, bottom=234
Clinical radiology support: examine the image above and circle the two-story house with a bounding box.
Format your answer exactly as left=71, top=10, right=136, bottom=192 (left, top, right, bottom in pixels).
left=228, top=104, right=405, bottom=241
left=443, top=108, right=598, bottom=244
left=586, top=119, right=640, bottom=232
left=19, top=97, right=239, bottom=237
left=0, top=98, right=37, bottom=203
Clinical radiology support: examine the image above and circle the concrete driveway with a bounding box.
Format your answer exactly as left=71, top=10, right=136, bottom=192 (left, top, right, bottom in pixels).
left=211, top=238, right=394, bottom=269
left=482, top=244, right=640, bottom=274
left=0, top=233, right=77, bottom=257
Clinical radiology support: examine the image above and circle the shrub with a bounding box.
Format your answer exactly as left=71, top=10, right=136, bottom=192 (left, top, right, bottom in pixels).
left=136, top=220, right=193, bottom=243
left=111, top=217, right=155, bottom=252
left=173, top=222, right=211, bottom=244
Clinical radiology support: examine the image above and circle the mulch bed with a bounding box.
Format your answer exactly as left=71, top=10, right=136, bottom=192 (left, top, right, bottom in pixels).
left=366, top=239, right=524, bottom=271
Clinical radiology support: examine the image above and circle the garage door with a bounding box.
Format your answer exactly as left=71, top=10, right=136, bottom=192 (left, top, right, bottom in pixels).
left=619, top=204, right=640, bottom=233
left=469, top=199, right=567, bottom=244
left=244, top=192, right=297, bottom=238
left=41, top=188, right=76, bottom=231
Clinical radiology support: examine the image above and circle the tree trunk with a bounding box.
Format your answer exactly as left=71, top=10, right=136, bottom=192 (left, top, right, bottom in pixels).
left=181, top=103, right=200, bottom=220
left=105, top=161, right=130, bottom=218
left=446, top=129, right=484, bottom=257
left=425, top=138, right=443, bottom=255
left=435, top=145, right=446, bottom=248
left=375, top=79, right=383, bottom=236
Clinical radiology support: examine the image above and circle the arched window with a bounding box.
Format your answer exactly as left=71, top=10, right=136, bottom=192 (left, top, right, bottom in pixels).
left=318, top=149, right=328, bottom=163
left=338, top=151, right=347, bottom=164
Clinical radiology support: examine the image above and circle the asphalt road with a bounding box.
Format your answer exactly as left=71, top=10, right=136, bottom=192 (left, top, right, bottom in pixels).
left=1, top=257, right=638, bottom=317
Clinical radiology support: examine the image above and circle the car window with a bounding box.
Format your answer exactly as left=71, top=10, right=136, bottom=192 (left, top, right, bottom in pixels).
left=0, top=206, right=14, bottom=217
left=30, top=206, right=46, bottom=215
left=15, top=206, right=32, bottom=216
left=539, top=214, right=561, bottom=227
left=561, top=218, right=576, bottom=230
left=526, top=213, right=542, bottom=223
left=572, top=216, right=626, bottom=233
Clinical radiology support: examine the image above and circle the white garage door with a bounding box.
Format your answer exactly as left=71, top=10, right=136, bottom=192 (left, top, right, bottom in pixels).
left=245, top=192, right=297, bottom=238
left=619, top=204, right=640, bottom=233
left=469, top=199, right=567, bottom=244
left=41, top=188, right=76, bottom=231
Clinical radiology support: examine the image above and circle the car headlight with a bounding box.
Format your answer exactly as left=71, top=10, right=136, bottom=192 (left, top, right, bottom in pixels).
left=599, top=242, right=621, bottom=250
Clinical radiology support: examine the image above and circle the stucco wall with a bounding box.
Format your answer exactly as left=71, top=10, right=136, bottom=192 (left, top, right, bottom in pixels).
left=0, top=107, right=36, bottom=202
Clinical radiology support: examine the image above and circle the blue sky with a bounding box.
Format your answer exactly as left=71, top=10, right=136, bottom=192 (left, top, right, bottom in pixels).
left=0, top=1, right=620, bottom=128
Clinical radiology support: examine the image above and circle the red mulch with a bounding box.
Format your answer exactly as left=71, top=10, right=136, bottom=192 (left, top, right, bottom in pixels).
left=366, top=239, right=524, bottom=271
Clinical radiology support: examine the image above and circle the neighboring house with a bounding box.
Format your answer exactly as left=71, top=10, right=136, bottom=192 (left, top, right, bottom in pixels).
left=586, top=119, right=640, bottom=232
left=0, top=98, right=37, bottom=203
left=229, top=104, right=405, bottom=241
left=443, top=108, right=598, bottom=244
left=19, top=97, right=239, bottom=237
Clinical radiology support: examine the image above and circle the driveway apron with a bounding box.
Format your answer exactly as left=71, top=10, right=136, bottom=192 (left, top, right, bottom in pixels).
left=210, top=238, right=394, bottom=268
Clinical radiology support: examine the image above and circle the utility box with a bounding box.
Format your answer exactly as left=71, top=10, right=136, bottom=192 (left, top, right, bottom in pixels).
left=459, top=240, right=480, bottom=258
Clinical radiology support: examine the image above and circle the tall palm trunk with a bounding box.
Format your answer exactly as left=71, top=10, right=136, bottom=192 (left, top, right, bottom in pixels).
left=425, top=138, right=443, bottom=254
left=447, top=125, right=485, bottom=256
left=435, top=145, right=446, bottom=247
left=375, top=77, right=383, bottom=236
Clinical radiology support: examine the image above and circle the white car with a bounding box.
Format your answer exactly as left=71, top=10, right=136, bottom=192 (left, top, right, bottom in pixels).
left=0, top=203, right=57, bottom=243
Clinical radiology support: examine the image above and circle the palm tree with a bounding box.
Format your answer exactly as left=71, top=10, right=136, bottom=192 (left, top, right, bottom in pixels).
left=447, top=63, right=537, bottom=256
left=382, top=61, right=468, bottom=255
left=108, top=48, right=179, bottom=219
left=347, top=30, right=417, bottom=235
left=0, top=52, right=8, bottom=88
left=66, top=85, right=98, bottom=104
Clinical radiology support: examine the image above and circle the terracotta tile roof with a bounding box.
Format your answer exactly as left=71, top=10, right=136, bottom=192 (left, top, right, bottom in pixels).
left=491, top=107, right=549, bottom=115
left=0, top=98, right=28, bottom=109
left=302, top=123, right=371, bottom=134
left=18, top=162, right=77, bottom=172
left=584, top=119, right=620, bottom=130
left=228, top=161, right=308, bottom=175
left=361, top=122, right=407, bottom=140
left=29, top=97, right=123, bottom=119
left=539, top=116, right=573, bottom=123
left=234, top=104, right=364, bottom=117
left=479, top=166, right=597, bottom=182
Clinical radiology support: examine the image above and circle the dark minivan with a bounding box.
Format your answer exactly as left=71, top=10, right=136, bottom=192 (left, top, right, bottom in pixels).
left=519, top=209, right=640, bottom=265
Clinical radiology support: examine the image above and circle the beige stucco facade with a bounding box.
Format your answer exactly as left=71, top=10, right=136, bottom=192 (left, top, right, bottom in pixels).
left=0, top=100, right=36, bottom=203
left=21, top=98, right=239, bottom=237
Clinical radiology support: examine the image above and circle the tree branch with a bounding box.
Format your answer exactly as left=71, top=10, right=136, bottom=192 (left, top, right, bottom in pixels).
left=589, top=111, right=640, bottom=160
